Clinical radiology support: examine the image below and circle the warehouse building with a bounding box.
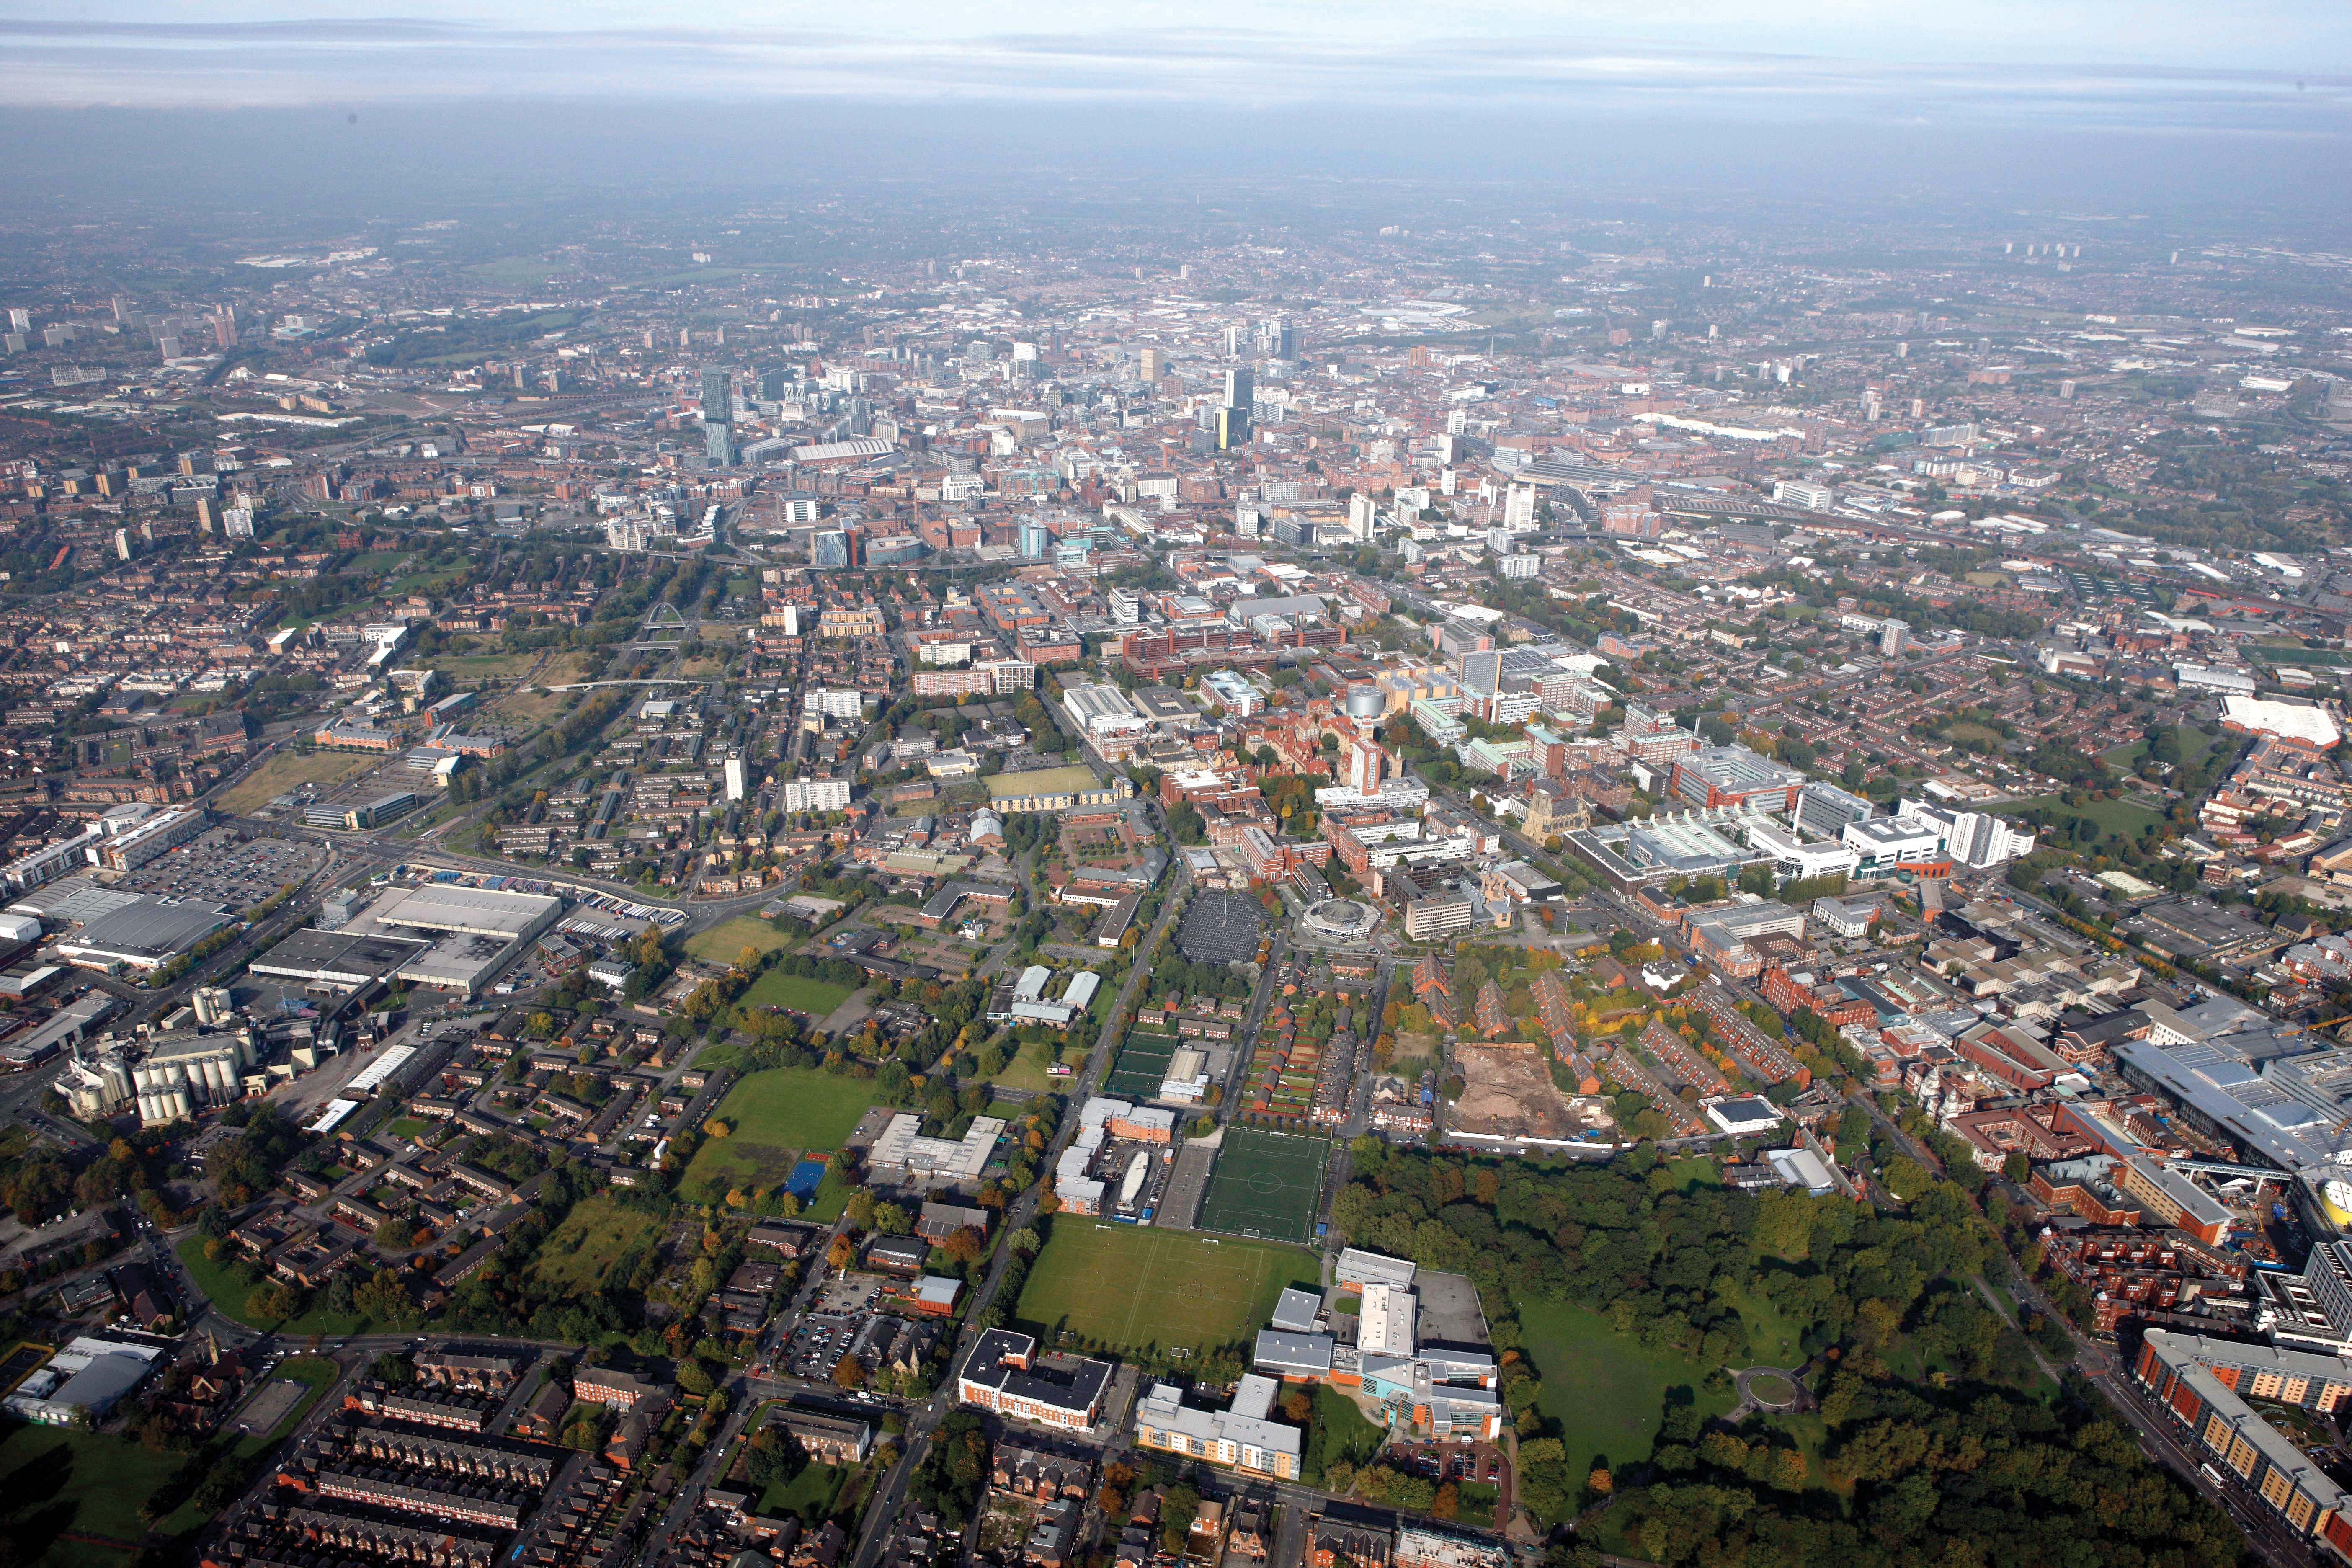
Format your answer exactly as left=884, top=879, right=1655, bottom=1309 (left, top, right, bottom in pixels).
left=357, top=882, right=562, bottom=998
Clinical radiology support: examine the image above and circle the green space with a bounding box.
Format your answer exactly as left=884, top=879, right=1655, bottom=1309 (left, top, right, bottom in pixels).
left=528, top=1194, right=663, bottom=1292
left=434, top=652, right=544, bottom=679
left=1300, top=1383, right=1384, bottom=1486
left=800, top=1165, right=854, bottom=1224
left=1746, top=1373, right=1798, bottom=1406
left=682, top=916, right=801, bottom=965
left=1103, top=1030, right=1180, bottom=1099
left=1514, top=1293, right=1731, bottom=1516
left=1453, top=1481, right=1501, bottom=1529
left=758, top=1456, right=852, bottom=1520
left=2104, top=725, right=2226, bottom=776
left=2015, top=793, right=2168, bottom=841
left=987, top=765, right=1101, bottom=802
left=2252, top=645, right=2352, bottom=667
left=0, top=1421, right=186, bottom=1567
left=740, top=970, right=856, bottom=1020
left=385, top=1117, right=429, bottom=1142
left=991, top=1034, right=1087, bottom=1094
left=175, top=1233, right=366, bottom=1337
left=1196, top=1128, right=1329, bottom=1244
left=680, top=1068, right=878, bottom=1203
left=1715, top=1279, right=1805, bottom=1367
left=1016, top=1224, right=1313, bottom=1357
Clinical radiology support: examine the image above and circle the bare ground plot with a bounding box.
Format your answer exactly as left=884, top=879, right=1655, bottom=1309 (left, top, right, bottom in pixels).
left=216, top=749, right=383, bottom=814
left=1451, top=1047, right=1617, bottom=1141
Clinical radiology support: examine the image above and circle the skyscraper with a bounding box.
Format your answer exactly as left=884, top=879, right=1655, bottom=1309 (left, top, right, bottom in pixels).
left=1223, top=366, right=1253, bottom=410
left=701, top=367, right=735, bottom=466
left=1137, top=347, right=1164, bottom=382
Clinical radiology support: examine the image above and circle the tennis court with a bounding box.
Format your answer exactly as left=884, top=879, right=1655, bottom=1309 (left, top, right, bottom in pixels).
left=1105, top=1030, right=1181, bottom=1099
left=1196, top=1127, right=1329, bottom=1243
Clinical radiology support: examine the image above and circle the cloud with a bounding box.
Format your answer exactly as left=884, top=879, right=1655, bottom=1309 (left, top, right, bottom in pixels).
left=0, top=10, right=2341, bottom=136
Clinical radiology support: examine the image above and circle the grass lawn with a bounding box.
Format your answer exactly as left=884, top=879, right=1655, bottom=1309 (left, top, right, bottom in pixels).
left=2104, top=725, right=2226, bottom=776
left=681, top=1068, right=877, bottom=1202
left=1015, top=1224, right=1313, bottom=1357
left=529, top=1194, right=663, bottom=1292
left=741, top=970, right=856, bottom=1019
left=0, top=1422, right=186, bottom=1563
left=214, top=749, right=379, bottom=814
left=1301, top=1382, right=1385, bottom=1485
left=683, top=916, right=802, bottom=965
left=990, top=1035, right=1087, bottom=1094
left=434, top=652, right=544, bottom=680
left=2015, top=793, right=2168, bottom=842
left=1716, top=1279, right=1806, bottom=1367
left=385, top=1117, right=429, bottom=1142
left=759, top=1457, right=853, bottom=1521
left=175, top=1233, right=366, bottom=1337
left=1514, top=1293, right=1731, bottom=1516
left=988, top=765, right=1100, bottom=802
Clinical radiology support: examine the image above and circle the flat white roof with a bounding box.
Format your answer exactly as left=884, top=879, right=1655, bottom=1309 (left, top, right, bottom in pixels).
left=372, top=882, right=559, bottom=938
left=346, top=1042, right=417, bottom=1096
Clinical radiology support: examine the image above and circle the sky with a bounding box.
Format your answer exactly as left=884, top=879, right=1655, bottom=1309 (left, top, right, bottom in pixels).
left=0, top=0, right=2344, bottom=129
left=0, top=2, right=2344, bottom=227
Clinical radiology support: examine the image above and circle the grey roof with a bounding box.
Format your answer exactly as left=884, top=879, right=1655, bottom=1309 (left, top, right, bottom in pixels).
left=59, top=896, right=233, bottom=961
left=1271, top=1287, right=1323, bottom=1333
left=1253, top=1330, right=1335, bottom=1375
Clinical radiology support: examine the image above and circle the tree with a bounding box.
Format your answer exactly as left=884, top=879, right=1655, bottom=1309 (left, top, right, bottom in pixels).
left=833, top=1353, right=866, bottom=1390
left=676, top=1358, right=716, bottom=1396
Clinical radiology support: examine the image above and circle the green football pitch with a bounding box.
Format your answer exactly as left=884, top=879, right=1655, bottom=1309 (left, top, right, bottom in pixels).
left=1196, top=1127, right=1329, bottom=1243
left=1104, top=1030, right=1180, bottom=1099
left=1016, top=1222, right=1315, bottom=1355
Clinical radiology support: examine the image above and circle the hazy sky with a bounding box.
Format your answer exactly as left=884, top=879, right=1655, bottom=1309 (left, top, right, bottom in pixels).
left=1, top=0, right=2344, bottom=126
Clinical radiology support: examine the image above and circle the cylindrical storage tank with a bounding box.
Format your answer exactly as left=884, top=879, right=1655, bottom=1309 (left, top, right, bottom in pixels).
left=137, top=1093, right=164, bottom=1125
left=100, top=1052, right=134, bottom=1101
left=1344, top=684, right=1384, bottom=720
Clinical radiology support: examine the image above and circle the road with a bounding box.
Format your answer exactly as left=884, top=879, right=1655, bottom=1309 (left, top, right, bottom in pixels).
left=842, top=862, right=1193, bottom=1568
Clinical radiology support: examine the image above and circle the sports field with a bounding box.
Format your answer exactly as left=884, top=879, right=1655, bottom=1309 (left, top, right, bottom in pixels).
left=685, top=916, right=803, bottom=964
left=1196, top=1128, right=1329, bottom=1243
left=988, top=764, right=1100, bottom=801
left=741, top=969, right=856, bottom=1019
left=1016, top=1223, right=1314, bottom=1356
left=1104, top=1030, right=1181, bottom=1099
left=681, top=1068, right=876, bottom=1202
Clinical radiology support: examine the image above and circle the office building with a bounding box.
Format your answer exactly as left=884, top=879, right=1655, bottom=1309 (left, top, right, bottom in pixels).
left=701, top=366, right=734, bottom=465
left=1793, top=780, right=1876, bottom=839
left=813, top=529, right=852, bottom=568
left=958, top=1329, right=1112, bottom=1430
left=1135, top=1376, right=1301, bottom=1480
